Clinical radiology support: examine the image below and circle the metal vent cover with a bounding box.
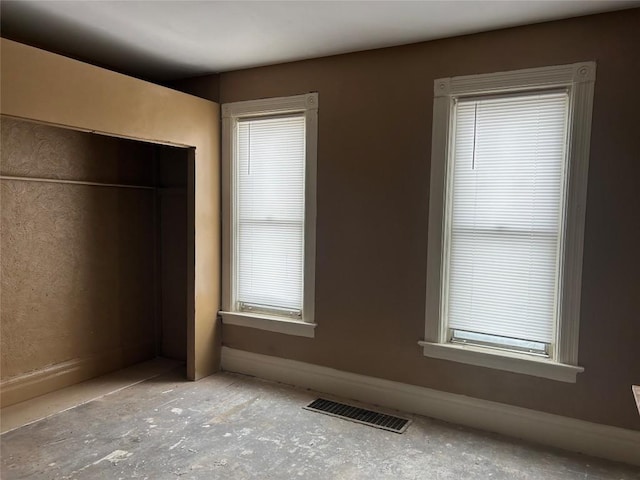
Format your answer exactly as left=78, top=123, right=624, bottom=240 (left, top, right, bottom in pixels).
left=304, top=398, right=410, bottom=434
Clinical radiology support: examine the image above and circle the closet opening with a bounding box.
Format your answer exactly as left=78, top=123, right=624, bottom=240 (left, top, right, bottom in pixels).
left=0, top=116, right=192, bottom=406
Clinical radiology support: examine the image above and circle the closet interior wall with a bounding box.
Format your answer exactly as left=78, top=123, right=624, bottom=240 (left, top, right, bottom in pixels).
left=0, top=116, right=188, bottom=407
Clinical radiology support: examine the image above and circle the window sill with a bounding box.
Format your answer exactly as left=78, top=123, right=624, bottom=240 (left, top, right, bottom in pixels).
left=220, top=311, right=316, bottom=338
left=418, top=340, right=583, bottom=383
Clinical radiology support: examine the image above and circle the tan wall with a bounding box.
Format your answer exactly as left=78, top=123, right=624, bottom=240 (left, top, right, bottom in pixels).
left=216, top=9, right=640, bottom=430
left=0, top=38, right=221, bottom=384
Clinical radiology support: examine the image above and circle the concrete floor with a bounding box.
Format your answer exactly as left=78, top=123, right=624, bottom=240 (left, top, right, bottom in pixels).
left=1, top=368, right=639, bottom=479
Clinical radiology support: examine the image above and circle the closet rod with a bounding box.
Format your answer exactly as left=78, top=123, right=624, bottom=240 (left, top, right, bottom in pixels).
left=0, top=175, right=155, bottom=190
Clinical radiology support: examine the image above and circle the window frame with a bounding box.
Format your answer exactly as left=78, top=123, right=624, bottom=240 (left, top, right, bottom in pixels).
left=421, top=63, right=596, bottom=382
left=220, top=93, right=318, bottom=338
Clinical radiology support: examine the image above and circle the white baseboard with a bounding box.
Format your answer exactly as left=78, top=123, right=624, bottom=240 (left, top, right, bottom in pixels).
left=221, top=347, right=640, bottom=466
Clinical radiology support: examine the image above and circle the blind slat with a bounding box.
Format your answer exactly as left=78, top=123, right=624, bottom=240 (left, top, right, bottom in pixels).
left=235, top=115, right=305, bottom=311
left=445, top=92, right=568, bottom=344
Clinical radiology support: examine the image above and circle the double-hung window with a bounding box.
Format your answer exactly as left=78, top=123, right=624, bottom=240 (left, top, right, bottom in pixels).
left=422, top=63, right=596, bottom=382
left=221, top=93, right=318, bottom=338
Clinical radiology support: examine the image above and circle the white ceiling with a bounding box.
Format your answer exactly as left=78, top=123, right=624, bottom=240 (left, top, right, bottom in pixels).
left=1, top=1, right=638, bottom=81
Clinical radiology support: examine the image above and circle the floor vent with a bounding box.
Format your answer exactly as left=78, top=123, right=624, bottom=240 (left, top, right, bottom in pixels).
left=304, top=398, right=410, bottom=433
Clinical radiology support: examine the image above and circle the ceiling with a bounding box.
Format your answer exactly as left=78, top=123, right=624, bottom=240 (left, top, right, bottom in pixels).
left=1, top=1, right=638, bottom=82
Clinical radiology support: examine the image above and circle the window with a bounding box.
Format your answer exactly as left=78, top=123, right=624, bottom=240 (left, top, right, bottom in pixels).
left=221, top=93, right=318, bottom=338
left=421, top=63, right=596, bottom=382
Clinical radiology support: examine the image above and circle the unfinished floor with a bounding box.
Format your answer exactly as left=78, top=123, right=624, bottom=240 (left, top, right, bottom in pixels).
left=1, top=367, right=639, bottom=480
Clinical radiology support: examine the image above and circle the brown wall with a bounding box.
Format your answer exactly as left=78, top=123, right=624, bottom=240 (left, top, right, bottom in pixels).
left=157, top=146, right=189, bottom=361
left=0, top=118, right=190, bottom=406
left=215, top=9, right=640, bottom=430
left=166, top=74, right=220, bottom=103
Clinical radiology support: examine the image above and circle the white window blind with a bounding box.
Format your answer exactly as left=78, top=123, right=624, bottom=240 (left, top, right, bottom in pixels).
left=444, top=91, right=569, bottom=346
left=235, top=114, right=306, bottom=316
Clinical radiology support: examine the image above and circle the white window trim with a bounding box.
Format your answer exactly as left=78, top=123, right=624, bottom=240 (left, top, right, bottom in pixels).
left=220, top=93, right=318, bottom=338
left=422, top=62, right=596, bottom=382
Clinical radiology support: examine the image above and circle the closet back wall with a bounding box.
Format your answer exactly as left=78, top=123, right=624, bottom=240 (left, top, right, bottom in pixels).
left=1, top=117, right=177, bottom=406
